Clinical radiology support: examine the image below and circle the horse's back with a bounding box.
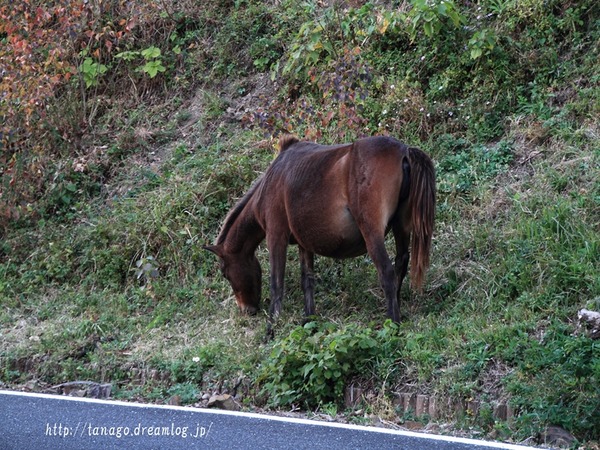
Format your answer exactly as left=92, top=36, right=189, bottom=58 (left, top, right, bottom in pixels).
left=352, top=135, right=409, bottom=159
left=257, top=136, right=410, bottom=258
left=277, top=136, right=407, bottom=174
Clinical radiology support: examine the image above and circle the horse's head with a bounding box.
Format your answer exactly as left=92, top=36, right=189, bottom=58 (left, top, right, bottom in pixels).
left=204, top=244, right=262, bottom=314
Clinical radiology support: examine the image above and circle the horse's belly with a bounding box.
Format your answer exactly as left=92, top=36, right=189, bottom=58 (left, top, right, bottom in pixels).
left=291, top=207, right=366, bottom=258
left=323, top=236, right=367, bottom=258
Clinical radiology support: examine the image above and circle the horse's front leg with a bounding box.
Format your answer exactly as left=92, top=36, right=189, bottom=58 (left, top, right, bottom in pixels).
left=266, top=236, right=288, bottom=337
left=299, top=247, right=316, bottom=320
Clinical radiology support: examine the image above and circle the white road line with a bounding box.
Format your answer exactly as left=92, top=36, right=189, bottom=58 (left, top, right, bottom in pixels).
left=0, top=390, right=539, bottom=449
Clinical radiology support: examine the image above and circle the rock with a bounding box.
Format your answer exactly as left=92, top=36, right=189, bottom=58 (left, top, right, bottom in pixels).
left=87, top=383, right=112, bottom=399
left=52, top=381, right=112, bottom=399
left=416, top=395, right=429, bottom=416
left=424, top=422, right=440, bottom=433
left=207, top=394, right=240, bottom=411
left=577, top=308, right=600, bottom=339
left=393, top=392, right=439, bottom=419
left=397, top=393, right=415, bottom=413
left=24, top=380, right=40, bottom=392
left=493, top=403, right=508, bottom=420
left=538, top=426, right=576, bottom=447
left=167, top=395, right=181, bottom=406
left=368, top=415, right=384, bottom=427
left=401, top=420, right=423, bottom=430
left=68, top=389, right=87, bottom=397
left=428, top=396, right=439, bottom=419
left=344, top=384, right=363, bottom=408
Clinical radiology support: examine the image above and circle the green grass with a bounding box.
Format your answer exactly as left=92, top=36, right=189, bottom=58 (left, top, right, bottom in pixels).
left=1, top=0, right=599, bottom=446
left=2, top=122, right=597, bottom=441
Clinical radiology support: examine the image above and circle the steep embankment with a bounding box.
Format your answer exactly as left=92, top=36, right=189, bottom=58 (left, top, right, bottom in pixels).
left=1, top=1, right=598, bottom=446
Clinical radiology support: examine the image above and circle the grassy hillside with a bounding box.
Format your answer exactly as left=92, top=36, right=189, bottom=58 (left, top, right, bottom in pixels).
left=1, top=0, right=599, bottom=446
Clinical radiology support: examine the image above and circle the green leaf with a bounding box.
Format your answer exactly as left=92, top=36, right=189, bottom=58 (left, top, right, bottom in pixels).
left=270, top=61, right=280, bottom=81
left=303, top=363, right=316, bottom=378
left=142, top=60, right=166, bottom=78
left=141, top=46, right=161, bottom=60
left=470, top=47, right=483, bottom=59
left=424, top=21, right=433, bottom=37
left=322, top=41, right=335, bottom=56
left=80, top=58, right=107, bottom=88
left=447, top=9, right=465, bottom=26
left=115, top=50, right=140, bottom=61
left=308, top=51, right=320, bottom=64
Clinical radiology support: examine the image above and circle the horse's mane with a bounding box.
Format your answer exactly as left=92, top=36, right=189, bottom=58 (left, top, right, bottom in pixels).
left=215, top=174, right=264, bottom=245
left=216, top=135, right=299, bottom=245
left=278, top=134, right=299, bottom=152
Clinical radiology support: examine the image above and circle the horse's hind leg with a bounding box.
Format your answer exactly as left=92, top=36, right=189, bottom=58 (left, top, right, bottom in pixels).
left=354, top=219, right=400, bottom=322
left=367, top=236, right=400, bottom=323
left=392, top=219, right=410, bottom=308
left=299, top=247, right=316, bottom=320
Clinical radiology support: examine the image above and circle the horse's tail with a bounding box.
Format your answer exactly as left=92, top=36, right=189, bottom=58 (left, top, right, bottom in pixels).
left=407, top=147, right=436, bottom=290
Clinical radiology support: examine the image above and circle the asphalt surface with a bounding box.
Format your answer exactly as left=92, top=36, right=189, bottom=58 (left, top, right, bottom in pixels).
left=0, top=390, right=540, bottom=450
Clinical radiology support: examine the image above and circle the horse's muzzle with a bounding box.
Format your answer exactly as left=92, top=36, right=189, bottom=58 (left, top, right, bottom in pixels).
left=240, top=305, right=258, bottom=315
left=236, top=298, right=258, bottom=315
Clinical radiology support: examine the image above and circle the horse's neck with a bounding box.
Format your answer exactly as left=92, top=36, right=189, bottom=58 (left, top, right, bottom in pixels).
left=221, top=200, right=264, bottom=256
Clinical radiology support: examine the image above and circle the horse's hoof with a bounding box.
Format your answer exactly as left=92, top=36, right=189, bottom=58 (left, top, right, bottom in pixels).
left=264, top=328, right=275, bottom=342
left=302, top=315, right=318, bottom=326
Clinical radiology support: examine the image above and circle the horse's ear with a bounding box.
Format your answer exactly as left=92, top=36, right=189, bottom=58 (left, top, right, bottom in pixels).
left=203, top=244, right=224, bottom=258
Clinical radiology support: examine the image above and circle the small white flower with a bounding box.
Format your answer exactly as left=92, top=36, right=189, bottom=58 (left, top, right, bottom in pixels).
left=382, top=109, right=388, bottom=115
left=390, top=84, right=395, bottom=90
left=403, top=98, right=409, bottom=103
left=449, top=111, right=453, bottom=116
left=419, top=107, right=425, bottom=112
left=192, top=357, right=200, bottom=363
left=420, top=55, right=426, bottom=61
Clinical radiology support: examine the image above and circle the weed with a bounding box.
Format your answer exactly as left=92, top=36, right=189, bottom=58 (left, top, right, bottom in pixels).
left=167, top=383, right=201, bottom=405
left=258, top=321, right=399, bottom=407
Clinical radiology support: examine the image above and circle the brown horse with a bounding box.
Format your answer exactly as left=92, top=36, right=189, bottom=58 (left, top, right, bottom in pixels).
left=204, top=135, right=435, bottom=334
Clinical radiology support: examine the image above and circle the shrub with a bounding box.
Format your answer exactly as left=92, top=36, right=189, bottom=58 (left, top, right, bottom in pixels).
left=258, top=321, right=401, bottom=407
left=506, top=323, right=600, bottom=441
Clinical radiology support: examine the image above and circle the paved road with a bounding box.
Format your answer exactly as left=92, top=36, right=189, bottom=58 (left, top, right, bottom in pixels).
left=0, top=390, right=539, bottom=450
